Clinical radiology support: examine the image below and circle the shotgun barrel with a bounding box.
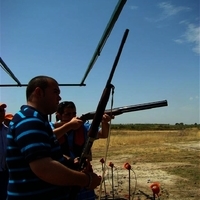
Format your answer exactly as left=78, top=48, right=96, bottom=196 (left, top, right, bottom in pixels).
left=80, top=100, right=168, bottom=121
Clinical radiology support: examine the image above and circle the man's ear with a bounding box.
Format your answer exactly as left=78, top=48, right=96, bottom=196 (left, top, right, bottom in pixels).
left=34, top=87, right=44, bottom=97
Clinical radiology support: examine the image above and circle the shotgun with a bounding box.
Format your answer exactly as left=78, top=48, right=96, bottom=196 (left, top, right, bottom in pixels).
left=80, top=100, right=168, bottom=121
left=79, top=28, right=128, bottom=168
left=68, top=29, right=129, bottom=199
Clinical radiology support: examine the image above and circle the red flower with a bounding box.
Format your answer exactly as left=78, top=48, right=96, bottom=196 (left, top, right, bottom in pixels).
left=150, top=182, right=160, bottom=196
left=108, top=162, right=114, bottom=168
left=100, top=158, right=105, bottom=163
left=124, top=162, right=131, bottom=170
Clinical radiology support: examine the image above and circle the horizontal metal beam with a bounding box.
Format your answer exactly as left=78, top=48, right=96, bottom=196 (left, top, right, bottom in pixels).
left=0, top=83, right=86, bottom=87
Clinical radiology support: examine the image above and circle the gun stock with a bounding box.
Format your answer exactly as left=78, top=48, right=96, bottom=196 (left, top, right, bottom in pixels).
left=80, top=100, right=168, bottom=121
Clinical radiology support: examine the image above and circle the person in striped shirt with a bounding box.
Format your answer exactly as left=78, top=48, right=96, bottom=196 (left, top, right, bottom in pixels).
left=6, top=75, right=101, bottom=200
left=0, top=102, right=9, bottom=200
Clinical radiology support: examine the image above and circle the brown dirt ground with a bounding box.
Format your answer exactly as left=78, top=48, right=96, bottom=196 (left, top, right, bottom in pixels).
left=92, top=142, right=200, bottom=200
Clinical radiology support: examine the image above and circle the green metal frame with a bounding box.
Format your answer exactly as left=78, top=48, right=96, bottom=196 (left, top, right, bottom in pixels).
left=0, top=0, right=127, bottom=88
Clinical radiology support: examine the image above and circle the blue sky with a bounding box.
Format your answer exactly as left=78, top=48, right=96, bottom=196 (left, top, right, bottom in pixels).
left=0, top=0, right=199, bottom=124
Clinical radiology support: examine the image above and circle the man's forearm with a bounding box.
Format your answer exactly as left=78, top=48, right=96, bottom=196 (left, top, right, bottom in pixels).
left=53, top=122, right=72, bottom=139
left=98, top=122, right=110, bottom=138
left=30, top=157, right=89, bottom=187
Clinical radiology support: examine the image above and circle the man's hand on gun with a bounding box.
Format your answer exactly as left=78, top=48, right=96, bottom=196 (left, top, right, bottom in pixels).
left=68, top=117, right=84, bottom=130
left=81, top=159, right=101, bottom=190
left=101, top=113, right=115, bottom=123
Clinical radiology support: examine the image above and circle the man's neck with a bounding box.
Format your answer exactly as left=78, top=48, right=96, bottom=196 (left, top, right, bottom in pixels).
left=27, top=102, right=46, bottom=115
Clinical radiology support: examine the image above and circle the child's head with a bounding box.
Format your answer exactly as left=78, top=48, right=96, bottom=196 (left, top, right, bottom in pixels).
left=56, top=101, right=76, bottom=122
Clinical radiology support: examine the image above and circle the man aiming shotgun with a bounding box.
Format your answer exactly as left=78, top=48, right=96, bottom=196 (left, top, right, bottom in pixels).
left=53, top=100, right=168, bottom=134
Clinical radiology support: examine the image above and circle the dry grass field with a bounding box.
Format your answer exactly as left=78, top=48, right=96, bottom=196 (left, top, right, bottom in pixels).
left=91, top=128, right=200, bottom=200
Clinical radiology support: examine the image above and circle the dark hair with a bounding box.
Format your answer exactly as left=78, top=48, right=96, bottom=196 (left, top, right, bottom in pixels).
left=26, top=75, right=57, bottom=100
left=57, top=101, right=76, bottom=114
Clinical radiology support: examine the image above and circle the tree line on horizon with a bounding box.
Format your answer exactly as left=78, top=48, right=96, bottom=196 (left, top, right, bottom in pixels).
left=109, top=123, right=200, bottom=130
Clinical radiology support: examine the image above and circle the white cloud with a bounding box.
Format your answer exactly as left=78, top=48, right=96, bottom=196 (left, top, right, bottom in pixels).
left=174, top=39, right=183, bottom=44
left=145, top=2, right=191, bottom=23
left=184, top=24, right=200, bottom=54
left=145, top=2, right=199, bottom=55
left=189, top=96, right=199, bottom=100
left=174, top=23, right=200, bottom=55
left=130, top=5, right=138, bottom=10
left=179, top=20, right=189, bottom=25
left=158, top=2, right=191, bottom=20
